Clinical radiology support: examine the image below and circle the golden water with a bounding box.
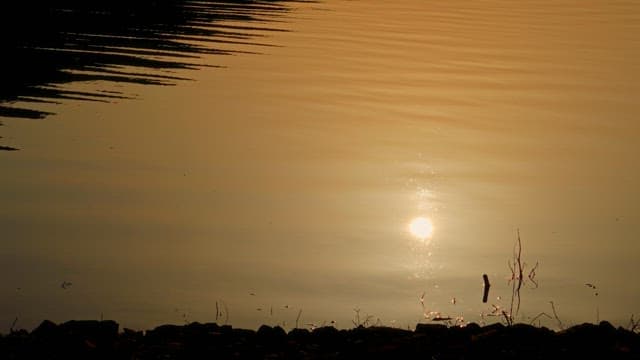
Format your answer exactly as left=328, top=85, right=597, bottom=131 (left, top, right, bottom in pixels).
left=1, top=0, right=639, bottom=330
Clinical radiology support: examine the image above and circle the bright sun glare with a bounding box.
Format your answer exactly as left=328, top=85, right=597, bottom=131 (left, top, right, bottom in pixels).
left=408, top=217, right=434, bottom=239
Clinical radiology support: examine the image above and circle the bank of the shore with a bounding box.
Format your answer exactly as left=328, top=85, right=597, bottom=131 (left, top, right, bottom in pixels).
left=2, top=320, right=639, bottom=359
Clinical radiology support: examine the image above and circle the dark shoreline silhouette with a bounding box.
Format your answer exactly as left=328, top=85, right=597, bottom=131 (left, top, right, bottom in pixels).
left=2, top=319, right=639, bottom=359
left=0, top=0, right=311, bottom=149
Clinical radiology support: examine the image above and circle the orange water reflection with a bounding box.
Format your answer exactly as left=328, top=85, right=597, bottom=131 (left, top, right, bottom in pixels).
left=1, top=0, right=639, bottom=330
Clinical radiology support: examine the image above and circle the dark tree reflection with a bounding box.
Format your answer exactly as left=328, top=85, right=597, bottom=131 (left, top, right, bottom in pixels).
left=0, top=0, right=308, bottom=126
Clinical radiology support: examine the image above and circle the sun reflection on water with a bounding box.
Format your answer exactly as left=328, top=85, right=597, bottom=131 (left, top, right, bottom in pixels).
left=408, top=216, right=434, bottom=240
left=405, top=212, right=438, bottom=279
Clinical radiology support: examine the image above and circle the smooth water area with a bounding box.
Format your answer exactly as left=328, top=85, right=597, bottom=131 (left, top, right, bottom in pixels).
left=1, top=0, right=640, bottom=331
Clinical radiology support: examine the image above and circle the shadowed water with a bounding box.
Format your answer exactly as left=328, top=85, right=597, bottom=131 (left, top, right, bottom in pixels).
left=0, top=0, right=301, bottom=124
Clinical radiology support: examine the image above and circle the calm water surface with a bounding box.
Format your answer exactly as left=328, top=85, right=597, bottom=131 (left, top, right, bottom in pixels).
left=1, top=0, right=640, bottom=331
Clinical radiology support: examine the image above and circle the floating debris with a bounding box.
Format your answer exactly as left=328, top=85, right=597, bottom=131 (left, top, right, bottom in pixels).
left=482, top=274, right=490, bottom=303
